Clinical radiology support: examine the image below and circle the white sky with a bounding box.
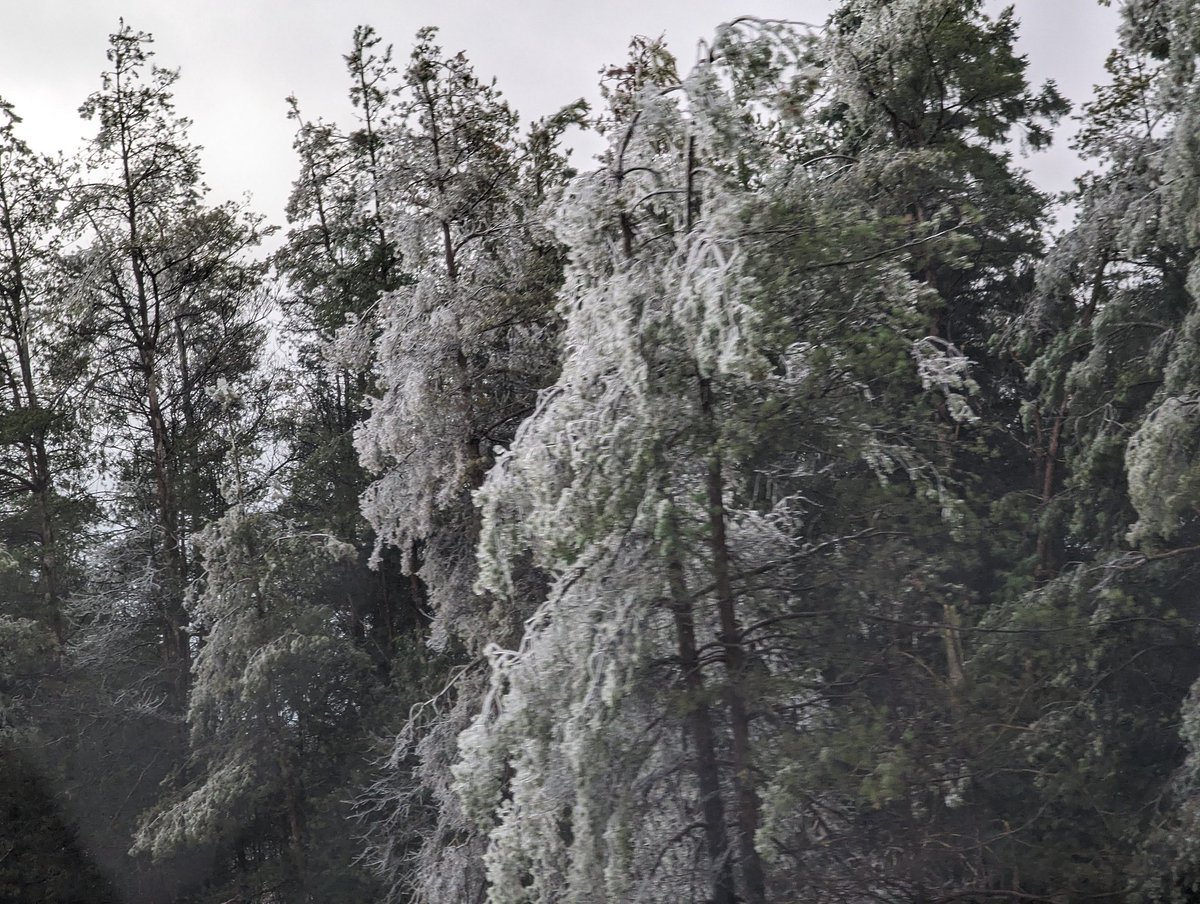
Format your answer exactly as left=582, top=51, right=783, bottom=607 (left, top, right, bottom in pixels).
left=0, top=1, right=1120, bottom=244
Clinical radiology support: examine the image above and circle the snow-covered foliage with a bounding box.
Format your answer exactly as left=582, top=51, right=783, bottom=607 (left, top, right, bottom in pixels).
left=457, top=547, right=707, bottom=904
left=912, top=336, right=980, bottom=425
left=354, top=29, right=581, bottom=904
left=364, top=667, right=490, bottom=904
left=355, top=27, right=564, bottom=649
left=132, top=502, right=373, bottom=861
left=1126, top=396, right=1200, bottom=543
left=20, top=6, right=1200, bottom=903
left=459, top=23, right=804, bottom=903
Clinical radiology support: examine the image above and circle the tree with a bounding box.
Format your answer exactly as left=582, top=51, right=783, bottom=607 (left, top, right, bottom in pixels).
left=131, top=393, right=380, bottom=902
left=460, top=21, right=841, bottom=903
left=988, top=0, right=1200, bottom=896
left=0, top=95, right=117, bottom=904
left=354, top=27, right=581, bottom=903
left=70, top=21, right=269, bottom=700
left=52, top=23, right=270, bottom=902
left=0, top=101, right=88, bottom=648
left=275, top=24, right=416, bottom=674
left=736, top=3, right=1074, bottom=896
left=457, top=5, right=1076, bottom=900
left=355, top=27, right=567, bottom=643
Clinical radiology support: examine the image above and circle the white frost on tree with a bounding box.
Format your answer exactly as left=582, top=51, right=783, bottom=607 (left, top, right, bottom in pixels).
left=460, top=24, right=797, bottom=904
left=355, top=26, right=567, bottom=650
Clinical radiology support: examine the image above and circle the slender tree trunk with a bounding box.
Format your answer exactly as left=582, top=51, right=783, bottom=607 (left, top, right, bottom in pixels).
left=699, top=377, right=766, bottom=904
left=122, top=76, right=190, bottom=698
left=666, top=551, right=736, bottom=904
left=941, top=602, right=965, bottom=693
left=144, top=352, right=190, bottom=698
left=286, top=781, right=309, bottom=902
left=1034, top=398, right=1068, bottom=578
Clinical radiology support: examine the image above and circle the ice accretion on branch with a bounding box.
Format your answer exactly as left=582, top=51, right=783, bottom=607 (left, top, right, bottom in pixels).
left=455, top=547, right=703, bottom=904
left=912, top=335, right=980, bottom=424
left=1125, top=395, right=1200, bottom=544
left=463, top=25, right=785, bottom=904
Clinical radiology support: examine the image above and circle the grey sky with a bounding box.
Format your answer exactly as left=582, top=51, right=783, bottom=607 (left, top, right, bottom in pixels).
left=0, top=1, right=1119, bottom=242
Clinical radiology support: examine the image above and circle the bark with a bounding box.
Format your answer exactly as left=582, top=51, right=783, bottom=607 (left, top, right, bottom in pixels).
left=699, top=377, right=766, bottom=904
left=1034, top=397, right=1068, bottom=578
left=666, top=549, right=736, bottom=904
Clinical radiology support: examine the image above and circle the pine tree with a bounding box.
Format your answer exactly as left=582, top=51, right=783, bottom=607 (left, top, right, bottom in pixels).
left=456, top=21, right=903, bottom=902
left=744, top=3, right=1072, bottom=895
left=355, top=27, right=567, bottom=647
left=0, top=101, right=87, bottom=648
left=56, top=23, right=270, bottom=901
left=70, top=21, right=269, bottom=700
left=991, top=0, right=1200, bottom=895
left=352, top=27, right=580, bottom=904
left=131, top=385, right=380, bottom=901
left=275, top=24, right=414, bottom=676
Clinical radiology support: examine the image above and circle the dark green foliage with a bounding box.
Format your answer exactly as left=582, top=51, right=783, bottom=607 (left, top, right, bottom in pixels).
left=0, top=749, right=117, bottom=904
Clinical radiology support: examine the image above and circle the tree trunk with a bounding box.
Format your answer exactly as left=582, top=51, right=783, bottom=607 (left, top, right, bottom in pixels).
left=666, top=550, right=736, bottom=904
left=144, top=356, right=190, bottom=699
left=699, top=377, right=766, bottom=904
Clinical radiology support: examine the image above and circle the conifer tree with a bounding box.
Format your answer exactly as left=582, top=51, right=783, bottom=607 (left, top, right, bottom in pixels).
left=275, top=24, right=414, bottom=675
left=355, top=27, right=567, bottom=646
left=455, top=20, right=940, bottom=902
left=131, top=386, right=381, bottom=901
left=450, top=5, right=1070, bottom=900
left=70, top=22, right=269, bottom=700
left=353, top=27, right=580, bottom=904
left=57, top=24, right=270, bottom=901
left=0, top=102, right=85, bottom=647
left=990, top=0, right=1200, bottom=895
left=742, top=3, right=1070, bottom=895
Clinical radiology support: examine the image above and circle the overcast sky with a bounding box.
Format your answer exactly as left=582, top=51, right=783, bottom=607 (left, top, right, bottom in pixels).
left=0, top=1, right=1120, bottom=244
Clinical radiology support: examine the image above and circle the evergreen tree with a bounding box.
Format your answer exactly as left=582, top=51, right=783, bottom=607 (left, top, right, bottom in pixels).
left=355, top=26, right=568, bottom=645
left=355, top=27, right=582, bottom=904
left=455, top=18, right=966, bottom=902
left=70, top=22, right=270, bottom=700
left=131, top=389, right=380, bottom=902
left=0, top=101, right=88, bottom=647
left=275, top=24, right=415, bottom=682
left=56, top=23, right=270, bottom=902
left=0, top=96, right=111, bottom=904
left=741, top=3, right=1070, bottom=896
left=989, top=0, right=1200, bottom=896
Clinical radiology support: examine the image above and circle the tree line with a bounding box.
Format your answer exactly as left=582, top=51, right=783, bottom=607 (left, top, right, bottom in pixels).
left=3, top=1, right=1200, bottom=902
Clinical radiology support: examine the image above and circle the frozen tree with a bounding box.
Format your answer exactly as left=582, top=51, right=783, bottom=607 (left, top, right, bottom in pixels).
left=276, top=25, right=421, bottom=684
left=355, top=26, right=571, bottom=647
left=354, top=27, right=581, bottom=904
left=452, top=6, right=1074, bottom=901
left=132, top=466, right=378, bottom=900
left=458, top=22, right=840, bottom=903
left=52, top=24, right=272, bottom=901
left=970, top=0, right=1200, bottom=896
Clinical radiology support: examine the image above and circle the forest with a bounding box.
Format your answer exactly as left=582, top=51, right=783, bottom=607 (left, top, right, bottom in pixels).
left=2, top=0, right=1200, bottom=901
